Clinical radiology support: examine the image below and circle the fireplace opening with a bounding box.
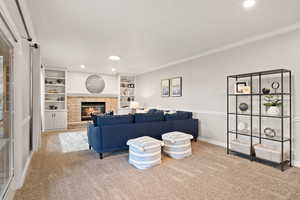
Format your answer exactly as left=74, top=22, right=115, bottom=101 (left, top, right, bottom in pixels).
left=81, top=102, right=105, bottom=121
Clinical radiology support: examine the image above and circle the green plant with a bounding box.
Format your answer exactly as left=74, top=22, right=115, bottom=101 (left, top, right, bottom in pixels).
left=263, top=95, right=282, bottom=107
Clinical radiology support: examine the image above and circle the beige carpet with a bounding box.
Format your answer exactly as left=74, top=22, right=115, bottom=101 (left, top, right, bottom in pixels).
left=14, top=131, right=300, bottom=200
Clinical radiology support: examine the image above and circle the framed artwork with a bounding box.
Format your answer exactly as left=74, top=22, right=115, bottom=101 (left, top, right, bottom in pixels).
left=234, top=81, right=247, bottom=94
left=161, top=79, right=170, bottom=97
left=171, top=77, right=182, bottom=97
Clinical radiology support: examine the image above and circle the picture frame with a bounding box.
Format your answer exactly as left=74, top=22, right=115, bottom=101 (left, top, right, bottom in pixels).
left=170, top=77, right=182, bottom=97
left=161, top=79, right=170, bottom=97
left=234, top=81, right=247, bottom=94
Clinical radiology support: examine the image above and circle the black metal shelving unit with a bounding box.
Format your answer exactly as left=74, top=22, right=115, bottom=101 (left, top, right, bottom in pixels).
left=226, top=69, right=292, bottom=171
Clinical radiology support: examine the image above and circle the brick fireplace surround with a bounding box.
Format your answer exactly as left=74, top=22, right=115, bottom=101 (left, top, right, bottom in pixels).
left=67, top=95, right=118, bottom=129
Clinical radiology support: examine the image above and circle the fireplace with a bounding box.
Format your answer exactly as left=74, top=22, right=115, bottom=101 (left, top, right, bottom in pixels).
left=81, top=102, right=105, bottom=121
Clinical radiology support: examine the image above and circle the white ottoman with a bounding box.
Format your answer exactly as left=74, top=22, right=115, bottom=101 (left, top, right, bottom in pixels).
left=126, top=136, right=164, bottom=169
left=162, top=132, right=193, bottom=159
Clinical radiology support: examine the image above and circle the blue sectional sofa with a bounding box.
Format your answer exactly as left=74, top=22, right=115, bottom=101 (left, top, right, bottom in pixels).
left=87, top=111, right=199, bottom=159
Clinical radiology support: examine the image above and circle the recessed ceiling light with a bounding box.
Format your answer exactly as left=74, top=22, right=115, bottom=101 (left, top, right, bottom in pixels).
left=111, top=68, right=116, bottom=72
left=80, top=64, right=85, bottom=69
left=109, top=56, right=120, bottom=61
left=243, top=0, right=256, bottom=8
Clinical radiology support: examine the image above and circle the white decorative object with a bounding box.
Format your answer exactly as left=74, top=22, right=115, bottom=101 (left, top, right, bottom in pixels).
left=127, top=136, right=164, bottom=169
left=130, top=101, right=139, bottom=109
left=264, top=128, right=276, bottom=138
left=267, top=106, right=281, bottom=116
left=242, top=86, right=251, bottom=94
left=130, top=101, right=139, bottom=114
left=230, top=139, right=251, bottom=155
left=162, top=132, right=193, bottom=159
left=254, top=144, right=288, bottom=163
left=238, top=122, right=248, bottom=132
left=86, top=74, right=105, bottom=94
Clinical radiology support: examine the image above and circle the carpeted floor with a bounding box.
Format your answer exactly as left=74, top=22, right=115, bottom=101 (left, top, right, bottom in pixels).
left=14, top=131, right=300, bottom=200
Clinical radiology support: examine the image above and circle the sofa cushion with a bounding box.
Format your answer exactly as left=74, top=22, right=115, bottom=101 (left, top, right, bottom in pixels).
left=148, top=109, right=158, bottom=113
left=96, top=115, right=134, bottom=126
left=148, top=109, right=164, bottom=115
left=148, top=109, right=165, bottom=114
left=134, top=113, right=165, bottom=123
left=176, top=111, right=193, bottom=119
left=165, top=111, right=192, bottom=121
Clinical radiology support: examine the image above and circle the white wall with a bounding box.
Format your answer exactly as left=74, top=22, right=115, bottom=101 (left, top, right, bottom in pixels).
left=67, top=71, right=118, bottom=95
left=19, top=39, right=31, bottom=172
left=31, top=46, right=42, bottom=151
left=136, top=29, right=300, bottom=166
left=40, top=67, right=45, bottom=131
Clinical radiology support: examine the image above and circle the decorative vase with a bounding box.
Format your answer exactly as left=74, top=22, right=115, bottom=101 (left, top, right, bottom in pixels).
left=262, top=88, right=270, bottom=94
left=242, top=86, right=251, bottom=94
left=266, top=106, right=281, bottom=116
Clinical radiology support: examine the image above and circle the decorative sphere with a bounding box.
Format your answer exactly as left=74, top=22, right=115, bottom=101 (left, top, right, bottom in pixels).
left=239, top=103, right=249, bottom=112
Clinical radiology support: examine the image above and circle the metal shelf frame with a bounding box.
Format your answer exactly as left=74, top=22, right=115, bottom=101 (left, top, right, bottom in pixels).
left=226, top=69, right=292, bottom=171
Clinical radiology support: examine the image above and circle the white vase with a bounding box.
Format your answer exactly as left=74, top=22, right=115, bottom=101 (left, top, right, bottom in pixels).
left=267, top=106, right=281, bottom=116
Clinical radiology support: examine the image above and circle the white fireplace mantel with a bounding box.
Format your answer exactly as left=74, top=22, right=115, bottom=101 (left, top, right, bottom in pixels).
left=67, top=93, right=118, bottom=98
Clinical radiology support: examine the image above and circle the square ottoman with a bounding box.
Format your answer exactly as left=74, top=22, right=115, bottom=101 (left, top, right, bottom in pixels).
left=162, top=132, right=193, bottom=159
left=126, top=136, right=164, bottom=169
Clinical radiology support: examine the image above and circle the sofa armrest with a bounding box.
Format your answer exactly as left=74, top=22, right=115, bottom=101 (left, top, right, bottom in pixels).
left=171, top=119, right=199, bottom=139
left=87, top=123, right=102, bottom=152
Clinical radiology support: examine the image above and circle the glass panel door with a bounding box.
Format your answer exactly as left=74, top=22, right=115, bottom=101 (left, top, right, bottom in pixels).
left=0, top=32, right=13, bottom=198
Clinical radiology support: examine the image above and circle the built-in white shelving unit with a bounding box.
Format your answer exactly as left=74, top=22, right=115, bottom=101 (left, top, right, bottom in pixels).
left=118, top=75, right=135, bottom=115
left=44, top=68, right=67, bottom=130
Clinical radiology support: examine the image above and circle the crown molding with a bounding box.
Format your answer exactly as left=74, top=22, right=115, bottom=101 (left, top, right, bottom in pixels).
left=67, top=69, right=118, bottom=77
left=138, top=22, right=300, bottom=75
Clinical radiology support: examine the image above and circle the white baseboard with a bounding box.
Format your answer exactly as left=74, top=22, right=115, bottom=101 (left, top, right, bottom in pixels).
left=197, top=136, right=226, bottom=148
left=4, top=185, right=15, bottom=200
left=17, top=152, right=33, bottom=189
left=197, top=137, right=300, bottom=169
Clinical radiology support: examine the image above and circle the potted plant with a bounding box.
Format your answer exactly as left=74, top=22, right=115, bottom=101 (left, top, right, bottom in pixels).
left=263, top=95, right=282, bottom=116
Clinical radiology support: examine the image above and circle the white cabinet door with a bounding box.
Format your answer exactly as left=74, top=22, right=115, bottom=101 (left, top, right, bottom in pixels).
left=54, top=112, right=67, bottom=129
left=44, top=112, right=55, bottom=130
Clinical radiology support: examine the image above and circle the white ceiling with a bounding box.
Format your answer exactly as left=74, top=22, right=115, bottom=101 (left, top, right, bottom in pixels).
left=26, top=0, right=300, bottom=75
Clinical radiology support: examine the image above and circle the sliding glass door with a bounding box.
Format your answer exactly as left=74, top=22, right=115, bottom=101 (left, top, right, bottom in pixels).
left=0, top=31, right=13, bottom=199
